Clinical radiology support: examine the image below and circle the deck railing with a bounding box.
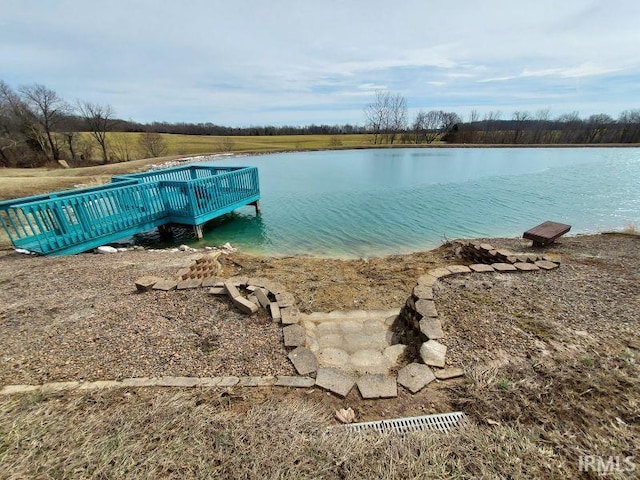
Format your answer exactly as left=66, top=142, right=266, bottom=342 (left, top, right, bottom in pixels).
left=0, top=165, right=259, bottom=255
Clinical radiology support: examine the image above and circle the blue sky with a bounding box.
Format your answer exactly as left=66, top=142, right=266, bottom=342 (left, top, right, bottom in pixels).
left=2, top=0, right=639, bottom=126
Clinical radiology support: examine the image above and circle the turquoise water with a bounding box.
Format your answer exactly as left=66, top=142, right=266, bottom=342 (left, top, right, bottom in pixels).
left=144, top=148, right=640, bottom=258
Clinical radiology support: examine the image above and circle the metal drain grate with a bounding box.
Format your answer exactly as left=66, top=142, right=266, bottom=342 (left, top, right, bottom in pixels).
left=343, top=411, right=467, bottom=434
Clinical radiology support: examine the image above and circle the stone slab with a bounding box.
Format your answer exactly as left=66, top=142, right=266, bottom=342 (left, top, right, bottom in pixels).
left=315, top=367, right=356, bottom=397
left=135, top=276, right=163, bottom=292
left=177, top=278, right=202, bottom=290
left=283, top=324, right=307, bottom=347
left=254, top=288, right=271, bottom=309
left=383, top=344, right=407, bottom=364
left=121, top=377, right=157, bottom=387
left=415, top=299, right=438, bottom=318
left=152, top=279, right=177, bottom=291
left=197, top=377, right=222, bottom=387
left=274, top=376, right=316, bottom=388
left=491, top=263, right=518, bottom=272
left=420, top=340, right=447, bottom=368
left=412, top=284, right=434, bottom=300
left=156, top=376, right=199, bottom=387
left=224, top=281, right=242, bottom=299
left=434, top=367, right=465, bottom=380
left=469, top=264, right=495, bottom=273
left=233, top=296, right=259, bottom=314
left=217, top=376, right=240, bottom=387
left=275, top=291, right=296, bottom=307
left=428, top=267, right=453, bottom=279
left=447, top=265, right=472, bottom=274
left=238, top=376, right=276, bottom=387
left=479, top=243, right=495, bottom=251
left=356, top=374, right=397, bottom=399
left=397, top=363, right=436, bottom=393
left=419, top=317, right=444, bottom=339
left=317, top=347, right=350, bottom=368
left=287, top=346, right=318, bottom=375
left=226, top=276, right=248, bottom=287
left=269, top=302, right=281, bottom=321
left=281, top=306, right=301, bottom=324
left=417, top=274, right=438, bottom=286
left=209, top=287, right=227, bottom=295
left=535, top=260, right=560, bottom=270
left=513, top=262, right=540, bottom=271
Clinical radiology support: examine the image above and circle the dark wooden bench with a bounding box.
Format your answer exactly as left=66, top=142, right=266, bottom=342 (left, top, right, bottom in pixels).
left=523, top=221, right=571, bottom=247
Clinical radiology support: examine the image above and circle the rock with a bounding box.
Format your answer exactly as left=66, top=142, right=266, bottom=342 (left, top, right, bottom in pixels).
left=268, top=302, right=281, bottom=321
left=274, top=376, right=315, bottom=388
left=535, top=260, right=560, bottom=270
left=134, top=276, right=163, bottom=292
left=357, top=374, right=397, bottom=399
left=412, top=285, right=434, bottom=300
left=420, top=340, right=447, bottom=368
left=469, top=264, right=495, bottom=273
left=152, top=279, right=178, bottom=291
left=96, top=245, right=118, bottom=254
left=419, top=317, right=444, bottom=339
left=434, top=367, right=465, bottom=380
left=247, top=294, right=259, bottom=305
left=283, top=324, right=307, bottom=347
left=254, top=288, right=271, bottom=309
left=491, top=263, right=518, bottom=272
left=177, top=278, right=202, bottom=289
left=276, top=291, right=296, bottom=307
left=383, top=344, right=407, bottom=364
left=335, top=407, right=356, bottom=424
left=447, top=265, right=472, bottom=274
left=417, top=274, right=438, bottom=286
left=314, top=368, right=356, bottom=397
left=479, top=243, right=495, bottom=251
left=281, top=306, right=301, bottom=324
left=232, top=296, right=259, bottom=314
left=397, top=363, right=436, bottom=393
left=287, top=347, right=318, bottom=375
left=513, top=262, right=540, bottom=271
left=415, top=299, right=438, bottom=318
left=226, top=276, right=248, bottom=287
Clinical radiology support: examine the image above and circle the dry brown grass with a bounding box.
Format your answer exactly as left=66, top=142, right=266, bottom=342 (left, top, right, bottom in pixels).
left=1, top=388, right=573, bottom=479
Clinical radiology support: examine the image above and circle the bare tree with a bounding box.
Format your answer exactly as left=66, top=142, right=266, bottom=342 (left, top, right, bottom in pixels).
left=20, top=83, right=69, bottom=160
left=512, top=111, right=532, bottom=143
left=78, top=101, right=115, bottom=163
left=364, top=90, right=408, bottom=144
left=138, top=132, right=168, bottom=158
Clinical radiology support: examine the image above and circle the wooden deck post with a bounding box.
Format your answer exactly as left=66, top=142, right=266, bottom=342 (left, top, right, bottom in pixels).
left=251, top=200, right=261, bottom=214
left=194, top=224, right=204, bottom=240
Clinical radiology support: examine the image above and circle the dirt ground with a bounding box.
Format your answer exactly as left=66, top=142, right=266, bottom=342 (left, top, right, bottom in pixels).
left=1, top=233, right=639, bottom=478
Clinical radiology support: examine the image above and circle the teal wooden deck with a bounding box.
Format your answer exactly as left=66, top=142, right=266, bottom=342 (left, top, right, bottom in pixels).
left=0, top=165, right=260, bottom=255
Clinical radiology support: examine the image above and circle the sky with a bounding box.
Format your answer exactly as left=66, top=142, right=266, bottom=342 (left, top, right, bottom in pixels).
left=1, top=0, right=639, bottom=126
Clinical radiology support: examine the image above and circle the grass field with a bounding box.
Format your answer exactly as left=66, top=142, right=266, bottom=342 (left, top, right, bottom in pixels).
left=0, top=133, right=375, bottom=202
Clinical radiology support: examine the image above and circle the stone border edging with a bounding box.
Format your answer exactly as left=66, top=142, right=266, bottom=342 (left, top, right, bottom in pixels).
left=0, top=375, right=316, bottom=396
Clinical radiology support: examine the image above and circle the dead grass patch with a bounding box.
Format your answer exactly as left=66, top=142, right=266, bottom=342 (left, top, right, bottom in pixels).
left=1, top=388, right=573, bottom=479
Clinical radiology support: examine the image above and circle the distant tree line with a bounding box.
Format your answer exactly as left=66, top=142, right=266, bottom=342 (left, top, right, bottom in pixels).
left=2, top=79, right=640, bottom=168
left=364, top=91, right=640, bottom=145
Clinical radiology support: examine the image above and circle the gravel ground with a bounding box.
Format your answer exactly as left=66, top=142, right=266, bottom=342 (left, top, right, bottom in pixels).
left=1, top=233, right=638, bottom=386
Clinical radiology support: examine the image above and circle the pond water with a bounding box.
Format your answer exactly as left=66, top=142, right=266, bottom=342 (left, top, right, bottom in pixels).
left=139, top=147, right=640, bottom=258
